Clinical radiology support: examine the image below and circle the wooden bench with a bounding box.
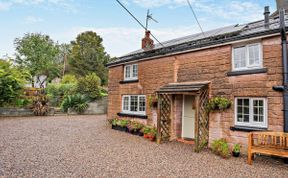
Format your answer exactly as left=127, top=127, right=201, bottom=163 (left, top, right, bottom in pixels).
left=248, top=132, right=288, bottom=165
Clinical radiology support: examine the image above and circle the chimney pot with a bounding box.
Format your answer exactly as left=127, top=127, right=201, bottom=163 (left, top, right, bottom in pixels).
left=142, top=30, right=154, bottom=50
left=264, top=6, right=270, bottom=29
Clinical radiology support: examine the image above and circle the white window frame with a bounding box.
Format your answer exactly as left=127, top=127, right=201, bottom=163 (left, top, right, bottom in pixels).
left=232, top=43, right=263, bottom=71
left=122, top=95, right=146, bottom=115
left=124, top=64, right=138, bottom=81
left=234, top=97, right=268, bottom=128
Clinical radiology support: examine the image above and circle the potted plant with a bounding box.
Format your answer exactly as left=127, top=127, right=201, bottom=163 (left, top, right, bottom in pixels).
left=127, top=121, right=144, bottom=135
left=148, top=95, right=158, bottom=109
left=232, top=144, right=241, bottom=157
left=117, top=119, right=130, bottom=132
left=111, top=119, right=129, bottom=132
left=111, top=118, right=118, bottom=129
left=143, top=126, right=157, bottom=141
left=206, top=96, right=232, bottom=112
left=147, top=127, right=157, bottom=141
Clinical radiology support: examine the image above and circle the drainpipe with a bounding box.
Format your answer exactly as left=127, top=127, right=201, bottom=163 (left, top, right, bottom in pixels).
left=273, top=8, right=288, bottom=132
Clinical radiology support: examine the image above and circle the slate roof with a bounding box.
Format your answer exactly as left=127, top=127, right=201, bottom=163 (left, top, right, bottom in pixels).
left=107, top=14, right=288, bottom=67
left=157, top=81, right=210, bottom=93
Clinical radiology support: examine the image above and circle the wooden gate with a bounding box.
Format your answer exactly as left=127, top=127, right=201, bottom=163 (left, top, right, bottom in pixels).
left=157, top=93, right=171, bottom=142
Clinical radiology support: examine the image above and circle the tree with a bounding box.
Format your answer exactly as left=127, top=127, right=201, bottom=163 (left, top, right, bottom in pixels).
left=77, top=73, right=101, bottom=100
left=0, top=59, right=29, bottom=106
left=69, top=31, right=111, bottom=85
left=14, top=33, right=61, bottom=88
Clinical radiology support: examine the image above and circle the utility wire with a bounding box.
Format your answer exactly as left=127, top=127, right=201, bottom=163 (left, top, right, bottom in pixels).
left=116, top=0, right=164, bottom=47
left=186, top=0, right=205, bottom=37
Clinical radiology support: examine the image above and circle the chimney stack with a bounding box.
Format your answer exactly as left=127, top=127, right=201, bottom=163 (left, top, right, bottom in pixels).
left=264, top=6, right=270, bottom=29
left=142, top=30, right=154, bottom=50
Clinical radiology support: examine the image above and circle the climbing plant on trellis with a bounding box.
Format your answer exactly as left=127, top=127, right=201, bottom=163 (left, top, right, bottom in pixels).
left=195, top=87, right=209, bottom=152
left=157, top=93, right=171, bottom=142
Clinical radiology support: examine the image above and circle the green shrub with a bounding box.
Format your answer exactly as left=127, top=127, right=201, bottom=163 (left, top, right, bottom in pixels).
left=61, top=94, right=89, bottom=113
left=0, top=59, right=29, bottom=106
left=45, top=83, right=77, bottom=107
left=14, top=98, right=31, bottom=108
left=206, top=96, right=232, bottom=112
left=211, top=138, right=231, bottom=158
left=233, top=144, right=241, bottom=153
left=77, top=73, right=101, bottom=100
left=61, top=74, right=78, bottom=84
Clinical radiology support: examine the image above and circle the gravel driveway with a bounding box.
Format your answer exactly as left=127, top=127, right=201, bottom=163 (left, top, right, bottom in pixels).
left=0, top=115, right=287, bottom=178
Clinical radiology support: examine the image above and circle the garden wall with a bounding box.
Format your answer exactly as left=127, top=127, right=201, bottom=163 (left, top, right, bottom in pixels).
left=0, top=108, right=34, bottom=117
left=0, top=97, right=108, bottom=117
left=68, top=97, right=108, bottom=115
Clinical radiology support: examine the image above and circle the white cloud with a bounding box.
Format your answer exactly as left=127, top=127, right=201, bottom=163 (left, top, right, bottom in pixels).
left=0, top=2, right=12, bottom=11
left=24, top=16, right=44, bottom=24
left=53, top=25, right=201, bottom=57
left=0, top=0, right=76, bottom=12
left=125, top=0, right=264, bottom=22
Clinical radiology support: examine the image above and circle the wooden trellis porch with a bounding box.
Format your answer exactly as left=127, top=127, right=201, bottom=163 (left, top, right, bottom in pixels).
left=156, top=82, right=210, bottom=152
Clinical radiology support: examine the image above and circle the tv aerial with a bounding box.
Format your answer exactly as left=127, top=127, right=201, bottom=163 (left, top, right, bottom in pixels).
left=145, top=9, right=158, bottom=31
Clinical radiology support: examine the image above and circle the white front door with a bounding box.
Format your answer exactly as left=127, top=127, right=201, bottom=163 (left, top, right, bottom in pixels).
left=182, top=95, right=195, bottom=139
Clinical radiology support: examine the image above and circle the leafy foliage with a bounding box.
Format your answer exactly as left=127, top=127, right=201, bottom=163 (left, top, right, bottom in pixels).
left=0, top=59, right=29, bottom=106
left=14, top=98, right=32, bottom=108
left=14, top=33, right=61, bottom=88
left=206, top=96, right=232, bottom=112
left=127, top=121, right=144, bottom=132
left=77, top=73, right=101, bottom=100
left=211, top=139, right=231, bottom=158
left=61, top=74, right=78, bottom=84
left=45, top=83, right=77, bottom=107
left=110, top=118, right=130, bottom=128
left=61, top=94, right=89, bottom=114
left=69, top=31, right=112, bottom=85
left=142, top=126, right=157, bottom=136
left=233, top=144, right=241, bottom=153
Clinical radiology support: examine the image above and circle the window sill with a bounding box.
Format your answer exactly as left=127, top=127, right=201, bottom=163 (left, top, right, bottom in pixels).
left=230, top=126, right=268, bottom=132
left=117, top=112, right=147, bottom=119
left=119, top=79, right=139, bottom=84
left=227, top=68, right=267, bottom=76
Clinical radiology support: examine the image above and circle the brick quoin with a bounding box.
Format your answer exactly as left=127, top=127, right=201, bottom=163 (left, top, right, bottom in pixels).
left=107, top=36, right=284, bottom=151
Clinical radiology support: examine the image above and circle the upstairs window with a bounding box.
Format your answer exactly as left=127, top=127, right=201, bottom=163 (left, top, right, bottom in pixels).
left=122, top=95, right=146, bottom=115
left=124, top=64, right=138, bottom=80
left=232, top=43, right=262, bottom=71
left=235, top=98, right=267, bottom=128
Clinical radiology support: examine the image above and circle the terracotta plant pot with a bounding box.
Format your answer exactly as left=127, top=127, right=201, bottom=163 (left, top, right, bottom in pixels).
left=143, top=134, right=149, bottom=139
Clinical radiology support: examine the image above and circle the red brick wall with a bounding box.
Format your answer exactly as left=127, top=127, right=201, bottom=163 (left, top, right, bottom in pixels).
left=108, top=36, right=284, bottom=149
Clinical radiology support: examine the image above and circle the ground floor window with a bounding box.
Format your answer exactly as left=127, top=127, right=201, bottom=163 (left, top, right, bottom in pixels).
left=235, top=97, right=267, bottom=128
left=122, top=95, right=146, bottom=115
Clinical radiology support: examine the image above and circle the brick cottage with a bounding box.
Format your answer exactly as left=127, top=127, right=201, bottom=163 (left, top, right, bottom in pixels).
left=106, top=1, right=288, bottom=151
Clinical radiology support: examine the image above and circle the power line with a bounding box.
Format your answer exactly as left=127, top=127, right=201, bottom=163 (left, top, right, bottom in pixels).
left=116, top=0, right=164, bottom=47
left=186, top=0, right=205, bottom=37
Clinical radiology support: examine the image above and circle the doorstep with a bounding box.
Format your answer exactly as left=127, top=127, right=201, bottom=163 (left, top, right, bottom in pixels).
left=177, top=138, right=195, bottom=145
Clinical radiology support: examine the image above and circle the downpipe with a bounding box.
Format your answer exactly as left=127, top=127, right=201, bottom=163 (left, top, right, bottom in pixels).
left=273, top=8, right=288, bottom=132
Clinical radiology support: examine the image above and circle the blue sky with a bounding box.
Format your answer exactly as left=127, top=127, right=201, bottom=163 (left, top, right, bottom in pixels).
left=0, top=0, right=277, bottom=58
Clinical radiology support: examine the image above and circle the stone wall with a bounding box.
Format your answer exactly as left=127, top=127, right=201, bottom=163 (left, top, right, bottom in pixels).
left=0, top=108, right=34, bottom=117
left=108, top=35, right=284, bottom=148
left=68, top=97, right=108, bottom=115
